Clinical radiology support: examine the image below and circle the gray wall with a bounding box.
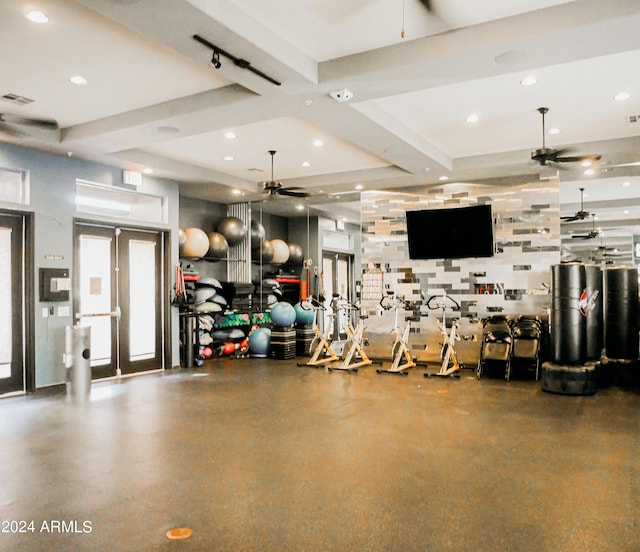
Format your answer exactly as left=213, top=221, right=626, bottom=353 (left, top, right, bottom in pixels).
left=0, top=143, right=180, bottom=388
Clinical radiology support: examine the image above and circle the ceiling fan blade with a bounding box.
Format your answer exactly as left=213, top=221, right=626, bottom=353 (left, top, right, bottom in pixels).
left=0, top=114, right=59, bottom=130
left=277, top=188, right=310, bottom=198
left=555, top=154, right=601, bottom=163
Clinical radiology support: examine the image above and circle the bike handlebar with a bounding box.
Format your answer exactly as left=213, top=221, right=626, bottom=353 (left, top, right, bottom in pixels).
left=426, top=294, right=461, bottom=311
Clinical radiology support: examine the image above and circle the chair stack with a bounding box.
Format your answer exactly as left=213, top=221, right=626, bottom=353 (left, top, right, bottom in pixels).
left=507, top=316, right=543, bottom=381
left=477, top=316, right=512, bottom=379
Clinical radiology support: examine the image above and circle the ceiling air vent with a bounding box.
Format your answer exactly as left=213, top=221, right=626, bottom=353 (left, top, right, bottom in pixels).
left=1, top=93, right=34, bottom=105
left=627, top=114, right=639, bottom=124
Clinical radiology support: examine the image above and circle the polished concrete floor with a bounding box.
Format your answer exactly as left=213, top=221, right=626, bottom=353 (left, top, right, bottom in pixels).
left=0, top=358, right=638, bottom=551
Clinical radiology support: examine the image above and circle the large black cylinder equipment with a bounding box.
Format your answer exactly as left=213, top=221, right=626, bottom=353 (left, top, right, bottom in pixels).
left=604, top=267, right=639, bottom=361
left=551, top=263, right=586, bottom=365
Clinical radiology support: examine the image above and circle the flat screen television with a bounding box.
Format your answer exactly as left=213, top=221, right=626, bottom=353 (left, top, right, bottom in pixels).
left=405, top=204, right=495, bottom=260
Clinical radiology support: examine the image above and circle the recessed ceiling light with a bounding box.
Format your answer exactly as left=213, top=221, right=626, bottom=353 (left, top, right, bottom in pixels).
left=614, top=91, right=630, bottom=101
left=466, top=114, right=479, bottom=124
left=581, top=160, right=592, bottom=167
left=223, top=156, right=234, bottom=161
left=69, top=75, right=88, bottom=86
left=313, top=139, right=324, bottom=147
left=548, top=127, right=560, bottom=135
left=224, top=131, right=236, bottom=140
left=231, top=189, right=242, bottom=195
left=624, top=209, right=630, bottom=214
left=142, top=168, right=154, bottom=174
left=623, top=180, right=631, bottom=187
left=520, top=75, right=537, bottom=86
left=355, top=184, right=364, bottom=190
left=301, top=161, right=311, bottom=168
left=304, top=99, right=313, bottom=106
left=584, top=169, right=595, bottom=176
left=439, top=176, right=449, bottom=181
left=295, top=204, right=305, bottom=211
left=26, top=10, right=48, bottom=23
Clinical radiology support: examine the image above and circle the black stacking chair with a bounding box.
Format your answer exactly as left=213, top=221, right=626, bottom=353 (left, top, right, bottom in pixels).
left=507, top=316, right=542, bottom=381
left=477, top=316, right=512, bottom=379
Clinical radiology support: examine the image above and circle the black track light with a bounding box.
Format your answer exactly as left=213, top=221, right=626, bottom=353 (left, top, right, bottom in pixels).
left=211, top=48, right=221, bottom=69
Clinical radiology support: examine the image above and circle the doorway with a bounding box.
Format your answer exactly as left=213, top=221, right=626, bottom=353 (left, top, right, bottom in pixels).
left=322, top=252, right=354, bottom=340
left=73, top=222, right=167, bottom=379
left=0, top=212, right=30, bottom=395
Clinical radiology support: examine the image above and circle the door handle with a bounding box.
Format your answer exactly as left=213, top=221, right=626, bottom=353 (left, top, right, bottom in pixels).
left=76, top=306, right=121, bottom=321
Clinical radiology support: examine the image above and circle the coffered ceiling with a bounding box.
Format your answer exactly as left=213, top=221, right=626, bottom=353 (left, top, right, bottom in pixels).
left=1, top=0, right=640, bottom=228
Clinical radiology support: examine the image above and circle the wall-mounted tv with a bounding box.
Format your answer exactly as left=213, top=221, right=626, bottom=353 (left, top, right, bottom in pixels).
left=405, top=204, right=495, bottom=260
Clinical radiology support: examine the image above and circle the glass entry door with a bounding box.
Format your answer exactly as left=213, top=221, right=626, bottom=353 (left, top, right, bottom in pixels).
left=322, top=253, right=353, bottom=341
left=74, top=223, right=164, bottom=379
left=0, top=213, right=25, bottom=395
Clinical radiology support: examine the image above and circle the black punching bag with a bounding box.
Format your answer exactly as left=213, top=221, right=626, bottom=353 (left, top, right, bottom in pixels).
left=551, top=263, right=586, bottom=365
left=604, top=267, right=639, bottom=360
left=584, top=264, right=603, bottom=360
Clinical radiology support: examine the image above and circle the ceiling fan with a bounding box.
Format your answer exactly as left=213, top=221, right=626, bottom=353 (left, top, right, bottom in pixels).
left=261, top=150, right=310, bottom=198
left=570, top=213, right=600, bottom=240
left=561, top=187, right=592, bottom=222
left=531, top=107, right=601, bottom=167
left=0, top=113, right=59, bottom=135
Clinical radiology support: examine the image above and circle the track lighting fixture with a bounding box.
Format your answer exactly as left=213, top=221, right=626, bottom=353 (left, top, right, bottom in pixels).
left=193, top=34, right=281, bottom=86
left=211, top=48, right=221, bottom=69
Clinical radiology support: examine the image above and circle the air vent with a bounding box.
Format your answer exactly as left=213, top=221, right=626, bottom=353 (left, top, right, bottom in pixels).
left=1, top=93, right=34, bottom=105
left=627, top=114, right=639, bottom=124
left=248, top=168, right=264, bottom=173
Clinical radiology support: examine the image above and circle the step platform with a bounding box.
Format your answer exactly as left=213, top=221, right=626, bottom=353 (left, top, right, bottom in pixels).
left=541, top=361, right=598, bottom=396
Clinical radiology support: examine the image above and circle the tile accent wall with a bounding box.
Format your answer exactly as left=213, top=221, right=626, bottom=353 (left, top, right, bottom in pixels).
left=359, top=182, right=560, bottom=347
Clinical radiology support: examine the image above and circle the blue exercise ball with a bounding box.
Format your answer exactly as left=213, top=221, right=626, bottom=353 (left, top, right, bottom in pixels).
left=249, top=328, right=271, bottom=357
left=270, top=301, right=296, bottom=328
left=294, top=301, right=315, bottom=325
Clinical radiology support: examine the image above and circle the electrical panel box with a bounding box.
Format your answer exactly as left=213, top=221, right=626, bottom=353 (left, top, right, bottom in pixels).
left=40, top=268, right=70, bottom=302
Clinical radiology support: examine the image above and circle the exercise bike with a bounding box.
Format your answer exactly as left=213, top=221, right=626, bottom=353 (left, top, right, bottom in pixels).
left=329, top=299, right=377, bottom=372
left=376, top=290, right=418, bottom=376
left=424, top=292, right=463, bottom=379
left=297, top=298, right=340, bottom=367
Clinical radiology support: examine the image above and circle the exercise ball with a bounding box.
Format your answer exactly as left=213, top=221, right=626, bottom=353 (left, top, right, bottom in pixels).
left=294, top=301, right=315, bottom=325
left=178, top=228, right=187, bottom=255
left=250, top=219, right=266, bottom=249
left=202, top=346, right=213, bottom=359
left=270, top=301, right=296, bottom=328
left=182, top=227, right=209, bottom=259
left=271, top=239, right=290, bottom=265
left=288, top=243, right=304, bottom=265
left=217, top=216, right=247, bottom=247
left=204, top=232, right=228, bottom=261
left=253, top=239, right=274, bottom=264
left=221, top=342, right=236, bottom=356
left=249, top=327, right=271, bottom=357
